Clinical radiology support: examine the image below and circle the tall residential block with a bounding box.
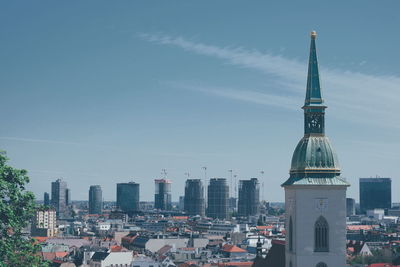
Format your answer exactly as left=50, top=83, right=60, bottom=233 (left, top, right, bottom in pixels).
left=44, top=192, right=50, bottom=206
left=154, top=179, right=172, bottom=210
left=179, top=196, right=184, bottom=211
left=65, top=188, right=71, bottom=206
left=238, top=178, right=260, bottom=217
left=89, top=185, right=103, bottom=215
left=346, top=198, right=356, bottom=216
left=117, top=182, right=140, bottom=214
left=207, top=178, right=229, bottom=219
left=228, top=197, right=237, bottom=213
left=31, top=208, right=57, bottom=237
left=51, top=179, right=69, bottom=218
left=184, top=179, right=205, bottom=216
left=360, top=178, right=391, bottom=213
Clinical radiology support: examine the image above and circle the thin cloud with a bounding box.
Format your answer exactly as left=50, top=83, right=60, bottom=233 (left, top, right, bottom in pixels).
left=141, top=33, right=400, bottom=129
left=140, top=33, right=305, bottom=86
left=165, top=81, right=300, bottom=111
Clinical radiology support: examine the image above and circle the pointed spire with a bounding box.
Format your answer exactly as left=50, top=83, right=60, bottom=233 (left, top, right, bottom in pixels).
left=304, top=31, right=324, bottom=107
left=256, top=235, right=263, bottom=258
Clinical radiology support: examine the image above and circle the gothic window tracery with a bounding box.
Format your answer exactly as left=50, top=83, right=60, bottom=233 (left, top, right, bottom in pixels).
left=314, top=216, right=329, bottom=252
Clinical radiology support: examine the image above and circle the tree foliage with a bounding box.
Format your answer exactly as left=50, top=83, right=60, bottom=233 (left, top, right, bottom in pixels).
left=348, top=249, right=394, bottom=265
left=0, top=151, right=48, bottom=266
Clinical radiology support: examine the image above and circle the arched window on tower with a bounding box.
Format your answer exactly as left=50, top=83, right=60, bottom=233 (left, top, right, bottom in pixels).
left=314, top=216, right=329, bottom=252
left=289, top=216, right=293, bottom=251
left=316, top=262, right=327, bottom=267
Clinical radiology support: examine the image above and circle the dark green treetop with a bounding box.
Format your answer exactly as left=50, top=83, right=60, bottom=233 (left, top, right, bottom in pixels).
left=0, top=151, right=48, bottom=267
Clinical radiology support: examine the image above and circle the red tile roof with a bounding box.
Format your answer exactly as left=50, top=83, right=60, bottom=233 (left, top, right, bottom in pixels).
left=178, top=261, right=198, bottom=267
left=256, top=226, right=274, bottom=230
left=33, top=236, right=49, bottom=244
left=41, top=251, right=69, bottom=261
left=179, top=247, right=196, bottom=251
left=347, top=225, right=377, bottom=231
left=121, top=234, right=138, bottom=244
left=158, top=244, right=172, bottom=255
left=215, top=261, right=253, bottom=266
left=368, top=264, right=400, bottom=267
left=221, top=244, right=246, bottom=253
left=110, top=245, right=122, bottom=252
left=173, top=216, right=189, bottom=220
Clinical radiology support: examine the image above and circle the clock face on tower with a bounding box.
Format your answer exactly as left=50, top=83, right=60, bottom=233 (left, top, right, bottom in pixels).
left=314, top=198, right=328, bottom=212
left=311, top=116, right=319, bottom=128
left=306, top=113, right=324, bottom=133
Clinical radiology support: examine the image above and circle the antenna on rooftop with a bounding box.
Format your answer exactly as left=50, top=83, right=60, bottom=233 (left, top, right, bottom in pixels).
left=161, top=169, right=167, bottom=179
left=228, top=170, right=233, bottom=197
left=202, top=166, right=207, bottom=207
left=234, top=174, right=238, bottom=199
left=202, top=167, right=207, bottom=183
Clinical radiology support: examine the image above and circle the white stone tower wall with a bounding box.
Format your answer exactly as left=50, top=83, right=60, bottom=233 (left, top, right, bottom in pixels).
left=285, top=186, right=347, bottom=267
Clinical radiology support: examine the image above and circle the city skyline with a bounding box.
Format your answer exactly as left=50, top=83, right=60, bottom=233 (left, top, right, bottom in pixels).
left=1, top=1, right=399, bottom=201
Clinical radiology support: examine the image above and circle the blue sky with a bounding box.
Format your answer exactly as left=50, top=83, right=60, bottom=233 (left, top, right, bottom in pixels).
left=1, top=1, right=399, bottom=201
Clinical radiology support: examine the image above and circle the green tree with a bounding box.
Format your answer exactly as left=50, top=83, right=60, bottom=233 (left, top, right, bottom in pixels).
left=0, top=151, right=48, bottom=266
left=348, top=249, right=393, bottom=265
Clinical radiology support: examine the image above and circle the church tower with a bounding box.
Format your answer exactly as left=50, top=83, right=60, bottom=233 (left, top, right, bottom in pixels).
left=282, top=31, right=350, bottom=267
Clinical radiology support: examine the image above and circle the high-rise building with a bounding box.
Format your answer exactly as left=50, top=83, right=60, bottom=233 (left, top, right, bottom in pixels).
left=228, top=197, right=237, bottom=213
left=282, top=31, right=349, bottom=267
left=179, top=196, right=184, bottom=211
left=154, top=179, right=172, bottom=210
left=238, top=178, right=260, bottom=217
left=31, top=207, right=57, bottom=237
left=346, top=198, right=356, bottom=216
left=116, top=182, right=140, bottom=214
left=207, top=178, right=229, bottom=219
left=44, top=192, right=50, bottom=206
left=89, top=185, right=103, bottom=215
left=184, top=179, right=205, bottom=216
left=65, top=188, right=71, bottom=206
left=360, top=178, right=392, bottom=213
left=51, top=179, right=69, bottom=218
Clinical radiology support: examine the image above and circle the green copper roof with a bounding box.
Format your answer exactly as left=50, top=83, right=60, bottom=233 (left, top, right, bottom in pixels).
left=304, top=31, right=324, bottom=107
left=282, top=31, right=349, bottom=188
left=281, top=176, right=349, bottom=186
left=290, top=136, right=339, bottom=172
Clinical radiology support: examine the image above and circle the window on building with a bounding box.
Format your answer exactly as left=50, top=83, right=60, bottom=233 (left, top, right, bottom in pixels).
left=289, top=216, right=293, bottom=251
left=314, top=216, right=329, bottom=252
left=316, top=262, right=327, bottom=267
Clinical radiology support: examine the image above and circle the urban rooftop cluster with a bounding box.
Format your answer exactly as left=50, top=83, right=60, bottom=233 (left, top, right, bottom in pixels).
left=7, top=31, right=399, bottom=267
